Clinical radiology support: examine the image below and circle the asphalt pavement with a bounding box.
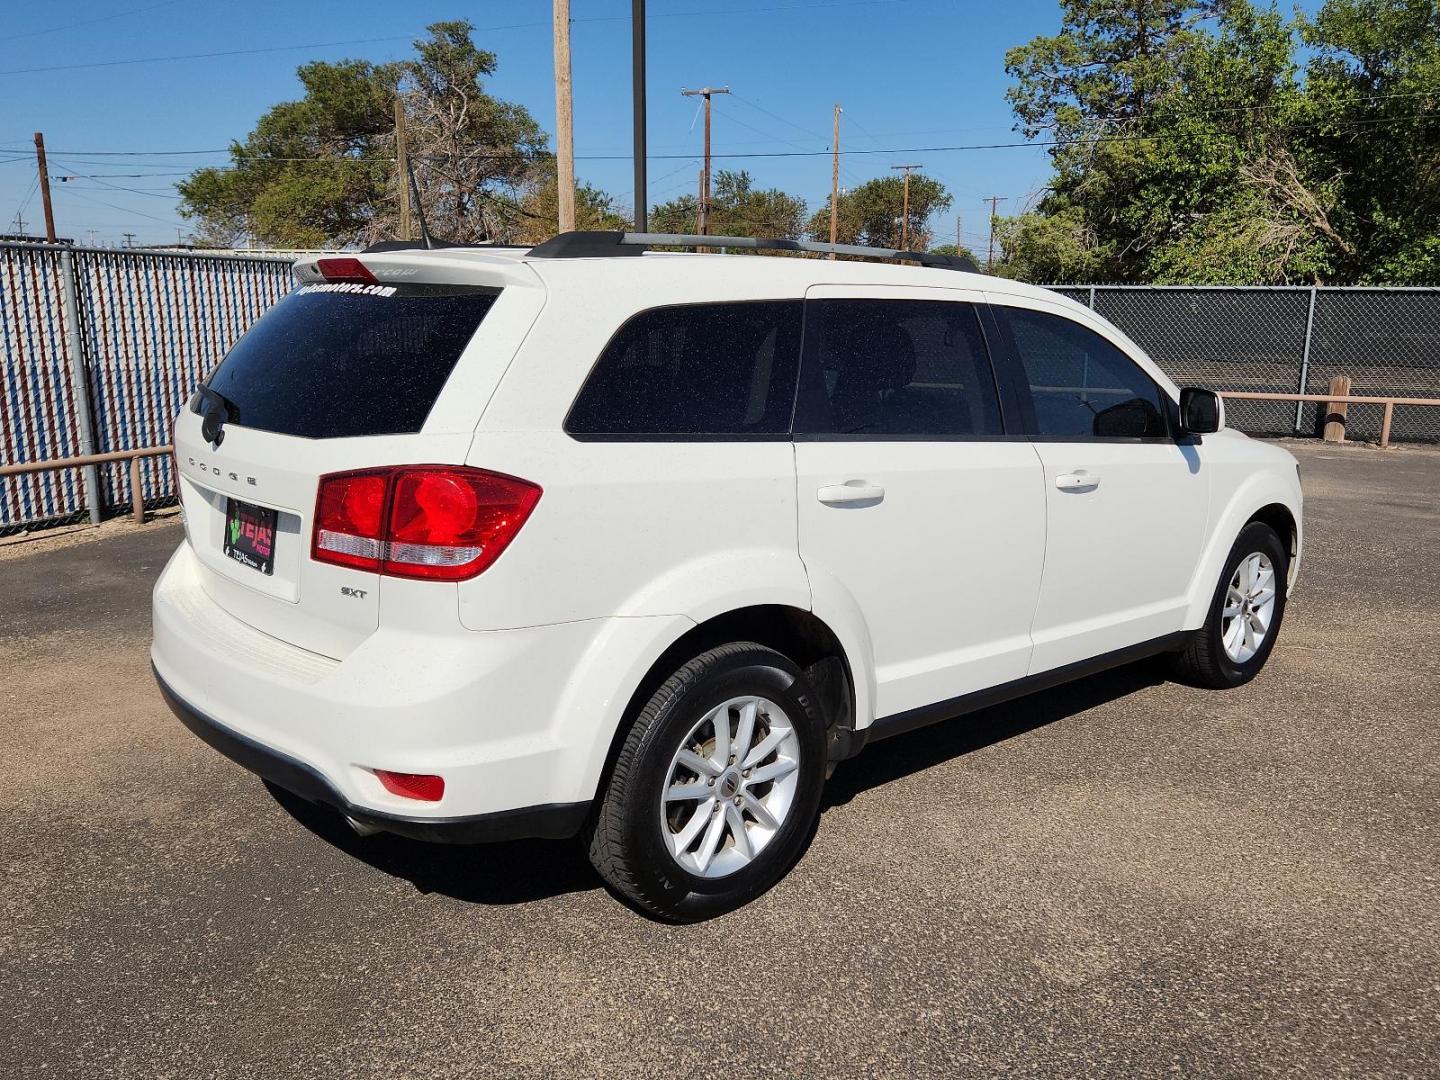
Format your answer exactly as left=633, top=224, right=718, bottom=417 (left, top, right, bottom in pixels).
left=2, top=440, right=1437, bottom=1079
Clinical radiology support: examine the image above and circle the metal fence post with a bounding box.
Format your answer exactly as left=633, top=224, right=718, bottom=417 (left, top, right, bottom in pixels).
left=1088, top=286, right=1096, bottom=309
left=59, top=250, right=102, bottom=525
left=1295, top=284, right=1318, bottom=433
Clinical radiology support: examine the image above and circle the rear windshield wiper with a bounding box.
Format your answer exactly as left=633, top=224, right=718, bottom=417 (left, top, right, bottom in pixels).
left=190, top=382, right=238, bottom=420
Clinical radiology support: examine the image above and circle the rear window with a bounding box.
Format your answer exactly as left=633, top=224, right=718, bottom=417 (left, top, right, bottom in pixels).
left=565, top=300, right=803, bottom=438
left=199, top=284, right=499, bottom=439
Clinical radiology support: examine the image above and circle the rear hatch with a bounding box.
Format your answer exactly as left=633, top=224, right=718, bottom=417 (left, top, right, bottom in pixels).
left=172, top=251, right=544, bottom=659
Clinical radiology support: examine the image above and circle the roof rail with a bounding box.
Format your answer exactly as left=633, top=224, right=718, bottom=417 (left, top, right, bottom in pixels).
left=526, top=230, right=981, bottom=272
left=360, top=238, right=530, bottom=254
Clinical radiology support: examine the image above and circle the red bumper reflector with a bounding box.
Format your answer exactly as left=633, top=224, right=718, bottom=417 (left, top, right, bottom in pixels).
left=374, top=769, right=445, bottom=802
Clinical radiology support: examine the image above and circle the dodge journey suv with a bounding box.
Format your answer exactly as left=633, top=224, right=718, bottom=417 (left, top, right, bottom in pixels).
left=153, top=231, right=1302, bottom=921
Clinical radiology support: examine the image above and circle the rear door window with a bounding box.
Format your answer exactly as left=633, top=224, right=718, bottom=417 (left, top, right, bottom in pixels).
left=995, top=306, right=1169, bottom=439
left=793, top=298, right=1004, bottom=437
left=565, top=301, right=803, bottom=438
left=200, top=284, right=499, bottom=440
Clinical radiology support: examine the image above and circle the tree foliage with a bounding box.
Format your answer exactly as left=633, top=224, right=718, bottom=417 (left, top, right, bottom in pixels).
left=651, top=170, right=809, bottom=240
left=804, top=174, right=952, bottom=249
left=178, top=22, right=583, bottom=247
left=997, top=0, right=1440, bottom=284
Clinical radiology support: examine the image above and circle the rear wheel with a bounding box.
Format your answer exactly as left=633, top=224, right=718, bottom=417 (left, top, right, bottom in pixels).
left=1171, top=521, right=1288, bottom=688
left=586, top=642, right=827, bottom=922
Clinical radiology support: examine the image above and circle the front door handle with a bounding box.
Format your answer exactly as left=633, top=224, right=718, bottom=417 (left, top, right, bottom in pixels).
left=1055, top=470, right=1101, bottom=493
left=818, top=480, right=886, bottom=507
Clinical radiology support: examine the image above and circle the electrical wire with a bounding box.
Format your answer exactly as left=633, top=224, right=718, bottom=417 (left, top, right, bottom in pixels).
left=2, top=1, right=186, bottom=43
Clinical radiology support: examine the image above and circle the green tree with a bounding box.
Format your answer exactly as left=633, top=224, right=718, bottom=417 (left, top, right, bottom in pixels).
left=804, top=174, right=952, bottom=249
left=651, top=170, right=809, bottom=240
left=178, top=21, right=551, bottom=247
left=998, top=0, right=1440, bottom=284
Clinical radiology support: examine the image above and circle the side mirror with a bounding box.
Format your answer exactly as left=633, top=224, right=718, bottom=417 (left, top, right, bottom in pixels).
left=1179, top=387, right=1224, bottom=435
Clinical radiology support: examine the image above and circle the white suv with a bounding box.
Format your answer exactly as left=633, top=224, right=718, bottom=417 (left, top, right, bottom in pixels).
left=152, top=231, right=1302, bottom=920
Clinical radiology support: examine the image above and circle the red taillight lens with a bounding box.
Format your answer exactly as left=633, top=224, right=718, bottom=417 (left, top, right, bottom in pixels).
left=374, top=769, right=445, bottom=802
left=313, top=469, right=389, bottom=572
left=315, top=256, right=378, bottom=284
left=311, top=467, right=541, bottom=581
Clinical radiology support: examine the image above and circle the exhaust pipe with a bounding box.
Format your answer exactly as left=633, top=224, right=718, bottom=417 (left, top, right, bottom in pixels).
left=346, top=815, right=383, bottom=838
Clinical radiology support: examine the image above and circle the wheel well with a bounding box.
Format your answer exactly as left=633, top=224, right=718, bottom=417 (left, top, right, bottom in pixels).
left=1249, top=503, right=1297, bottom=563
left=596, top=606, right=856, bottom=795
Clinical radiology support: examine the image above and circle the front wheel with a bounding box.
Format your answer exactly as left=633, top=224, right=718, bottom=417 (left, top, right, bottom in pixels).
left=585, top=642, right=827, bottom=922
left=1171, top=521, right=1288, bottom=688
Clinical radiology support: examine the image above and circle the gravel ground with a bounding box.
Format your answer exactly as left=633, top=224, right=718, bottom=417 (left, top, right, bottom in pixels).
left=1, top=439, right=1436, bottom=1079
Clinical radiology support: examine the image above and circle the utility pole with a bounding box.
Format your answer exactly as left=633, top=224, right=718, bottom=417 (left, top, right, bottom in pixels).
left=890, top=164, right=921, bottom=250
left=33, top=132, right=56, bottom=243
left=828, top=104, right=842, bottom=257
left=632, top=0, right=647, bottom=230
left=681, top=86, right=729, bottom=235
left=394, top=99, right=414, bottom=240
left=956, top=214, right=962, bottom=253
left=984, top=195, right=1008, bottom=271
left=553, top=0, right=576, bottom=234
left=122, top=232, right=135, bottom=249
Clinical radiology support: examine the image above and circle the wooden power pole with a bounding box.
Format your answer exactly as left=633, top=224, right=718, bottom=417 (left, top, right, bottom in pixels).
left=33, top=132, right=56, bottom=243
left=681, top=86, right=729, bottom=235
left=984, top=195, right=1008, bottom=271
left=632, top=0, right=647, bottom=230
left=393, top=99, right=414, bottom=241
left=890, top=163, right=921, bottom=250
left=829, top=104, right=842, bottom=257
left=553, top=0, right=576, bottom=233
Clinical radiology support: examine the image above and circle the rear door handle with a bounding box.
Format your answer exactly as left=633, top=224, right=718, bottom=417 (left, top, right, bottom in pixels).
left=1055, top=470, right=1101, bottom=493
left=817, top=480, right=886, bottom=506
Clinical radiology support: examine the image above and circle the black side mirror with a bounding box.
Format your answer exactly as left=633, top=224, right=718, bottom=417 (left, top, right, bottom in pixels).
left=1179, top=387, right=1224, bottom=435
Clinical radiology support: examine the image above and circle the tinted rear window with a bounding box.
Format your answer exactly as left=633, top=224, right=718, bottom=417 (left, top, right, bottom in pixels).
left=565, top=300, right=803, bottom=437
left=200, top=284, right=498, bottom=439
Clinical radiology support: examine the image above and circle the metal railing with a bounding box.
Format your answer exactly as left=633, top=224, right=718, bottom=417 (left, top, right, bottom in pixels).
left=0, top=445, right=172, bottom=526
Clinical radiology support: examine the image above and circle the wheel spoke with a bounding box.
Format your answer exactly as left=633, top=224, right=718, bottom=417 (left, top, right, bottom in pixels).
left=1224, top=616, right=1245, bottom=653
left=1242, top=618, right=1257, bottom=654
left=670, top=798, right=715, bottom=854
left=676, top=748, right=721, bottom=778
left=694, top=807, right=728, bottom=872
left=741, top=791, right=780, bottom=831
left=746, top=757, right=798, bottom=786
left=733, top=700, right=758, bottom=764
left=710, top=704, right=731, bottom=766
left=725, top=802, right=752, bottom=860
left=742, top=728, right=787, bottom=770
left=664, top=780, right=712, bottom=803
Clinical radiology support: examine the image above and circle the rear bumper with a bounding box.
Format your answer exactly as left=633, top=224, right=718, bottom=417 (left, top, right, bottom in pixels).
left=152, top=541, right=688, bottom=837
left=156, top=666, right=588, bottom=843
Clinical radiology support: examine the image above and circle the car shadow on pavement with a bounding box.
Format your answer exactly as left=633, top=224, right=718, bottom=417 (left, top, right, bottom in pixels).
left=263, top=781, right=600, bottom=905
left=822, top=659, right=1166, bottom=810
left=265, top=659, right=1165, bottom=909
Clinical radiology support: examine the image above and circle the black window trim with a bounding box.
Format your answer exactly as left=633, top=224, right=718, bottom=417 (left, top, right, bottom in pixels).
left=563, top=297, right=805, bottom=442
left=984, top=299, right=1182, bottom=445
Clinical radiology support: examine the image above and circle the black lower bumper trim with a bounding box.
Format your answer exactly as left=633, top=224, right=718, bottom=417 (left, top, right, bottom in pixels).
left=154, top=665, right=590, bottom=844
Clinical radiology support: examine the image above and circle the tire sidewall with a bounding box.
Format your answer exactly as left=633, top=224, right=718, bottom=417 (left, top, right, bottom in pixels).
left=621, top=649, right=827, bottom=917
left=1206, top=523, right=1289, bottom=685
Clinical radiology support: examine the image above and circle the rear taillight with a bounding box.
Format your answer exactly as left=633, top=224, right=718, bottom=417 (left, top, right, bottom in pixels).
left=312, top=466, right=541, bottom=581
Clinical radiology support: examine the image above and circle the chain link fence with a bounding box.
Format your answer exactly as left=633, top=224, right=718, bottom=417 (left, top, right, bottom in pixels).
left=4, top=249, right=1439, bottom=536
left=1051, top=285, right=1440, bottom=442
left=1, top=242, right=293, bottom=535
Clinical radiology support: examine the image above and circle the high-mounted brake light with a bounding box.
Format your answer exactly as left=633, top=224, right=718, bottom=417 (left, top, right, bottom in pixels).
left=315, top=257, right=379, bottom=284
left=312, top=466, right=542, bottom=581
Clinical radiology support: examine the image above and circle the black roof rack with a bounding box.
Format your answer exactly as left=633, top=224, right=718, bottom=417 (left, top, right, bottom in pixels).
left=526, top=230, right=981, bottom=272
left=360, top=239, right=530, bottom=254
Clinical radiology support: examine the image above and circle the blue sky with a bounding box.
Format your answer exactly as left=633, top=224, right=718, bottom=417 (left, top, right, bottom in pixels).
left=3, top=1, right=1123, bottom=249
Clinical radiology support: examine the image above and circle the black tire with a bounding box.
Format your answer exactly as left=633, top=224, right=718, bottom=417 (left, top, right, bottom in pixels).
left=1170, top=521, right=1289, bottom=689
left=585, top=642, right=827, bottom=922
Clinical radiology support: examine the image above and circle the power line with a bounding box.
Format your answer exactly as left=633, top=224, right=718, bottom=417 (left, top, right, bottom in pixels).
left=58, top=187, right=185, bottom=227
left=18, top=110, right=1434, bottom=174
left=2, top=1, right=185, bottom=44
left=0, top=2, right=922, bottom=77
